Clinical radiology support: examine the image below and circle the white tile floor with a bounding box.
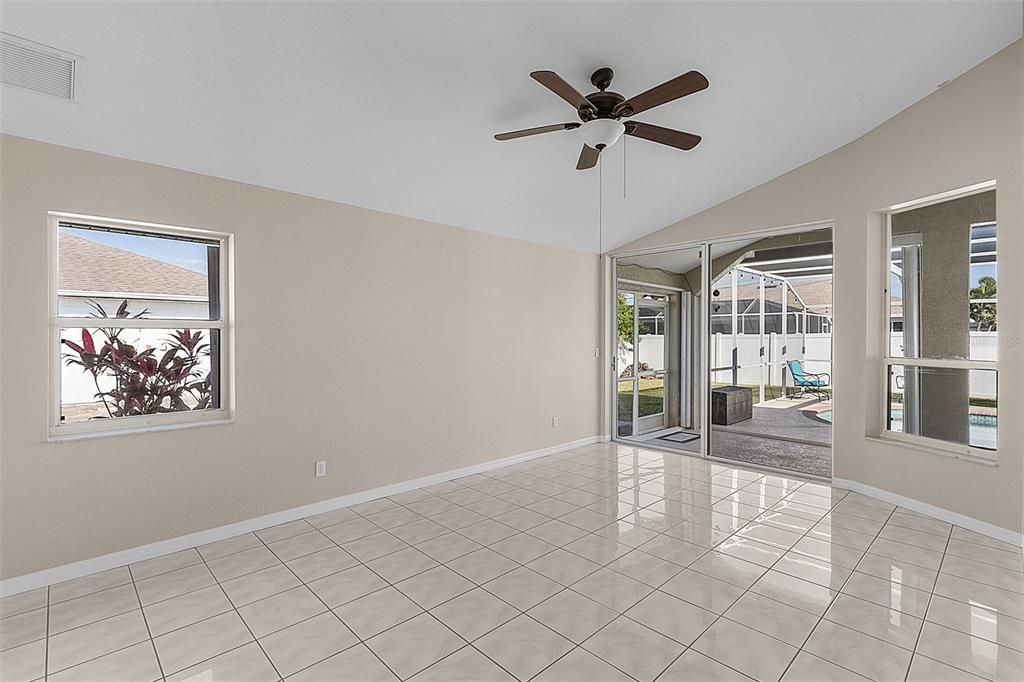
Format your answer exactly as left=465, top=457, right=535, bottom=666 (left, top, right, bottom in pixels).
left=2, top=442, right=1022, bottom=681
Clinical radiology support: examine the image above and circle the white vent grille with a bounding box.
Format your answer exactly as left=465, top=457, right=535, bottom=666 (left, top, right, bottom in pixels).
left=0, top=33, right=77, bottom=101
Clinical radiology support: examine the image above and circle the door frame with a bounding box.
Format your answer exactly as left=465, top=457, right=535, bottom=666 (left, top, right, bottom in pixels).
left=615, top=290, right=671, bottom=437
left=680, top=291, right=694, bottom=430
left=609, top=221, right=835, bottom=479
left=613, top=250, right=705, bottom=448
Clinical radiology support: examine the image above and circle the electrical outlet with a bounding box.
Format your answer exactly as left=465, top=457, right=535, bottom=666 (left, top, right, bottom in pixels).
left=551, top=416, right=559, bottom=428
left=315, top=460, right=327, bottom=478
left=594, top=347, right=600, bottom=358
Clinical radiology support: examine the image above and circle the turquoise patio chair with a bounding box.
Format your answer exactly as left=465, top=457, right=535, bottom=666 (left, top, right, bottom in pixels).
left=786, top=360, right=830, bottom=401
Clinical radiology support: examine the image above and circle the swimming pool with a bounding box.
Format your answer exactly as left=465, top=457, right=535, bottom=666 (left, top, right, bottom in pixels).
left=815, top=409, right=997, bottom=449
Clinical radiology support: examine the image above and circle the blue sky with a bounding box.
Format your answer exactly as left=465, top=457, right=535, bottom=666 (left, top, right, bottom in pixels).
left=970, top=263, right=997, bottom=288
left=63, top=226, right=210, bottom=274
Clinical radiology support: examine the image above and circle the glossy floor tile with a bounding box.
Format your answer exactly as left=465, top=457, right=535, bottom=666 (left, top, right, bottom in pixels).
left=4, top=442, right=1022, bottom=680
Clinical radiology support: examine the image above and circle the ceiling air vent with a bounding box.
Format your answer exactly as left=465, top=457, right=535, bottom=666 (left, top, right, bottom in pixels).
left=0, top=32, right=80, bottom=101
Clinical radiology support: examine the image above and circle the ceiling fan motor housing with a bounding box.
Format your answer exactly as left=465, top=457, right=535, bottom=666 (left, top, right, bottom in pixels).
left=581, top=118, right=625, bottom=150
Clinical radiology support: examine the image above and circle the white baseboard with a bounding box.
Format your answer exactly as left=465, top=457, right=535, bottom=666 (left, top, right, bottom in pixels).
left=0, top=435, right=600, bottom=597
left=832, top=477, right=1022, bottom=548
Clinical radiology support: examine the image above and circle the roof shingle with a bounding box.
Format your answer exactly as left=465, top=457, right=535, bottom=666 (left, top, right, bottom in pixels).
left=59, top=232, right=208, bottom=298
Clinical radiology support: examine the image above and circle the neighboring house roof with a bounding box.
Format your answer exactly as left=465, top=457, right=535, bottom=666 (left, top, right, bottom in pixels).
left=59, top=232, right=208, bottom=298
left=728, top=276, right=903, bottom=317
left=728, top=278, right=833, bottom=312
left=785, top=278, right=835, bottom=310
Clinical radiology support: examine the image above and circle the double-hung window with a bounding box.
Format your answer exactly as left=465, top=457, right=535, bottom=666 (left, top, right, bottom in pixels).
left=882, top=185, right=998, bottom=461
left=50, top=213, right=233, bottom=438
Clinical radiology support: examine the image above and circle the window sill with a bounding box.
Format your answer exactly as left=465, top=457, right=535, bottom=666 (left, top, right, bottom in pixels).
left=48, top=411, right=233, bottom=442
left=868, top=433, right=997, bottom=466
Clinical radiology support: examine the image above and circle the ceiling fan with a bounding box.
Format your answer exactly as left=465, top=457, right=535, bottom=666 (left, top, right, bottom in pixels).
left=494, top=67, right=708, bottom=170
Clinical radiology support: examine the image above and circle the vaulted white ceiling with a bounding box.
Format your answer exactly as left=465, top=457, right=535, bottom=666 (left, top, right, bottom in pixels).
left=2, top=2, right=1019, bottom=252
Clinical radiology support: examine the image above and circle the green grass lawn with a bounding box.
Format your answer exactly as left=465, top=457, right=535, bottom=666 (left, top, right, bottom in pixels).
left=617, top=378, right=664, bottom=421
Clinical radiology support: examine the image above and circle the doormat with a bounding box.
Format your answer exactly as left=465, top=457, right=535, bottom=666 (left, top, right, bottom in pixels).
left=658, top=431, right=700, bottom=444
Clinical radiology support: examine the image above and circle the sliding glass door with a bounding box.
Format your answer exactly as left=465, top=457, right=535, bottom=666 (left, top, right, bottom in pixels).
left=616, top=292, right=669, bottom=436
left=636, top=297, right=669, bottom=433
left=705, top=233, right=834, bottom=477
left=614, top=244, right=704, bottom=454
left=612, top=227, right=834, bottom=478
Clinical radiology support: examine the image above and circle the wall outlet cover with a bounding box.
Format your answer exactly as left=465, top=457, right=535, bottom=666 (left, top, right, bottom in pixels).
left=315, top=460, right=327, bottom=478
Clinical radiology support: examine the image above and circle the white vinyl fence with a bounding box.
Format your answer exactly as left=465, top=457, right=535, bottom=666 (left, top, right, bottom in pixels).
left=889, top=332, right=997, bottom=399
left=619, top=332, right=997, bottom=401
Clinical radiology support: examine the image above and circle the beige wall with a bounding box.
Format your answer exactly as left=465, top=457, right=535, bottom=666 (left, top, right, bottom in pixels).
left=0, top=135, right=601, bottom=579
left=615, top=42, right=1024, bottom=533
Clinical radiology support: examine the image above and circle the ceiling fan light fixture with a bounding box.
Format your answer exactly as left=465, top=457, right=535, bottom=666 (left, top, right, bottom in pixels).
left=580, top=118, right=625, bottom=150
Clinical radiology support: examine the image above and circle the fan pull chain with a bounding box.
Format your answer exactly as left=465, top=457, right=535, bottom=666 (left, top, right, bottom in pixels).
left=623, top=136, right=627, bottom=199
left=599, top=157, right=604, bottom=255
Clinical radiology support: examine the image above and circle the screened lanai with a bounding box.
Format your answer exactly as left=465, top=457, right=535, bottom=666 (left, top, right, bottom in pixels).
left=705, top=243, right=834, bottom=475
left=709, top=265, right=833, bottom=405
left=614, top=230, right=834, bottom=478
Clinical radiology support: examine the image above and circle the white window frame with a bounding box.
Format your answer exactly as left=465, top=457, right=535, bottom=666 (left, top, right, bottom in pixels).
left=48, top=212, right=234, bottom=440
left=880, top=182, right=997, bottom=463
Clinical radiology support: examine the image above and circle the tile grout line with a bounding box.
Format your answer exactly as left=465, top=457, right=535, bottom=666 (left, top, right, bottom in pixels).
left=419, top=611, right=519, bottom=681
left=644, top=482, right=855, bottom=681
left=526, top=496, right=755, bottom=680
left=255, top=527, right=521, bottom=681
left=528, top=474, right=823, bottom=681
left=272, top=499, right=556, bottom=680
left=192, top=546, right=286, bottom=682
left=307, top=503, right=548, bottom=679
left=51, top=484, right=516, bottom=681
left=776, top=503, right=899, bottom=681
left=376, top=464, right=692, bottom=680
left=126, top=564, right=168, bottom=682
left=252, top=520, right=410, bottom=681
left=902, top=523, right=953, bottom=682
left=40, top=577, right=168, bottom=679
left=355, top=453, right=713, bottom=681
left=40, top=625, right=152, bottom=679
left=686, top=487, right=902, bottom=676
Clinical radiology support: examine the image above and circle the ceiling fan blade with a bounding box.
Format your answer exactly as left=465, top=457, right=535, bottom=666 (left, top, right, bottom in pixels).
left=616, top=70, right=709, bottom=117
left=494, top=123, right=579, bottom=141
left=625, top=122, right=702, bottom=150
left=531, top=71, right=595, bottom=114
left=576, top=144, right=600, bottom=170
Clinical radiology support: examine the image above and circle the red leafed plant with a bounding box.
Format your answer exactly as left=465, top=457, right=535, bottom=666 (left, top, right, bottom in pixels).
left=61, top=299, right=214, bottom=419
